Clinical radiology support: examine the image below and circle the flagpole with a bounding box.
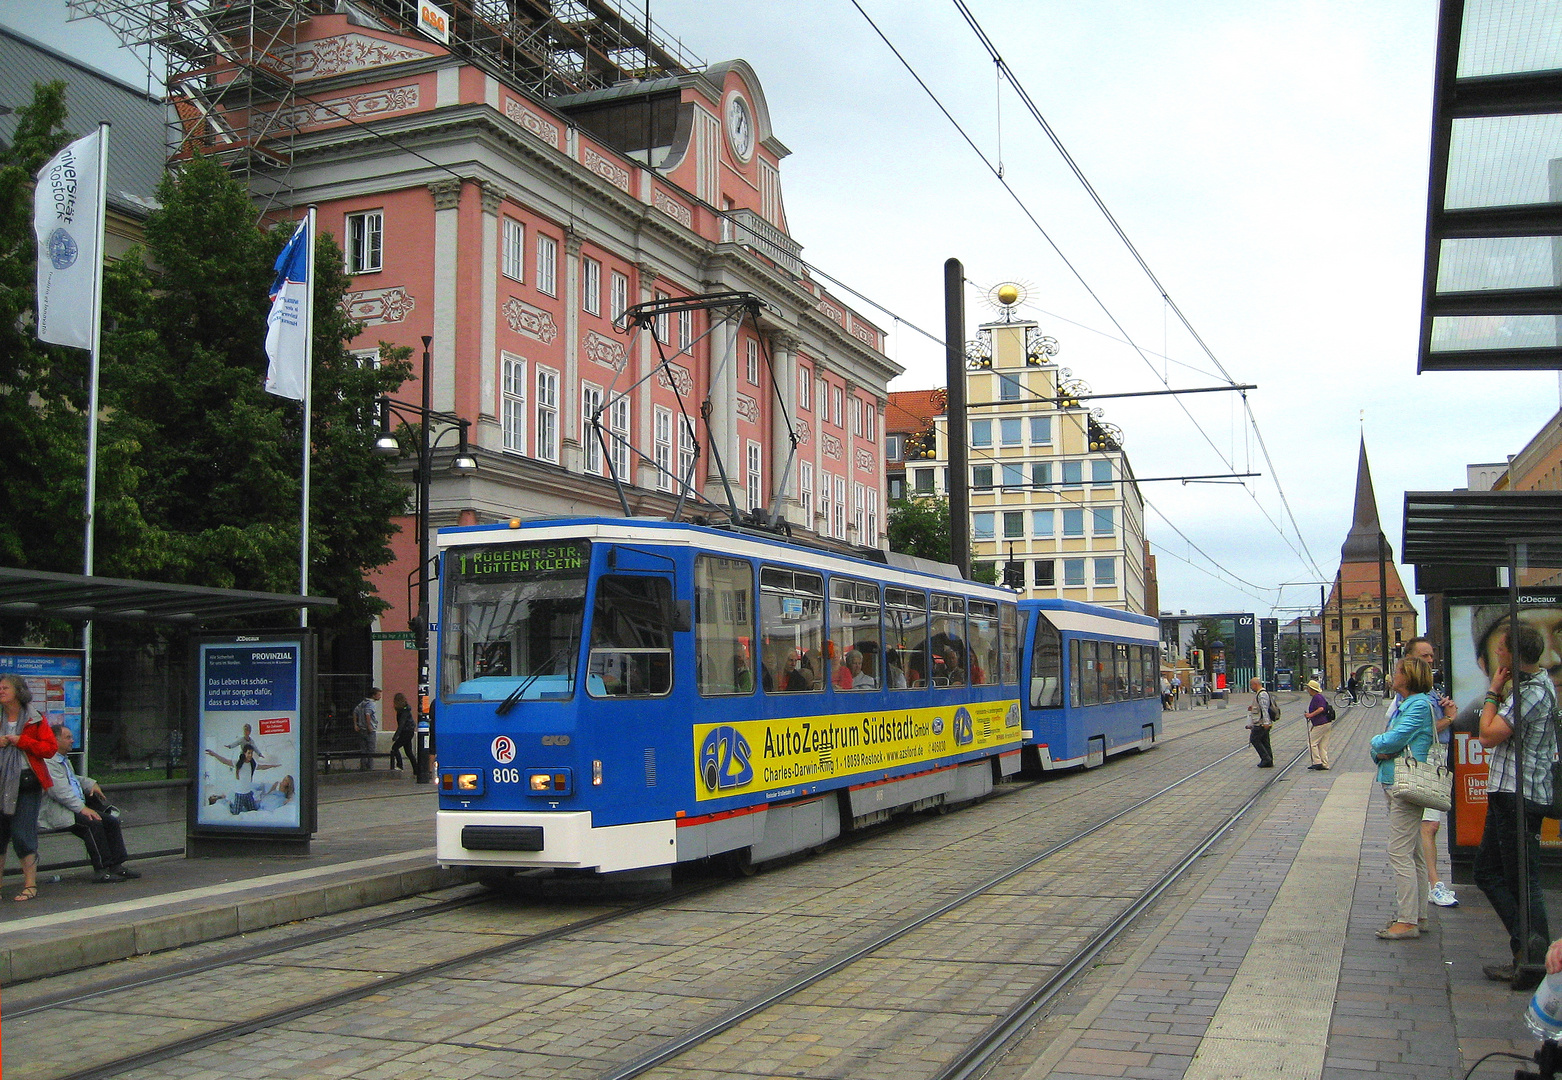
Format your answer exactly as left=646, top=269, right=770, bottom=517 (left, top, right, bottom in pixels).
left=299, top=205, right=316, bottom=628
left=82, top=121, right=110, bottom=766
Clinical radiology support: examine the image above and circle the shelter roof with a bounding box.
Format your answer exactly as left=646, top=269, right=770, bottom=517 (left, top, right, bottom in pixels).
left=1402, top=490, right=1562, bottom=568
left=0, top=568, right=337, bottom=625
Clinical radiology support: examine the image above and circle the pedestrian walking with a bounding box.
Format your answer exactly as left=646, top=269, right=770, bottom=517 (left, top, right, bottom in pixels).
left=1246, top=677, right=1275, bottom=768
left=1160, top=673, right=1171, bottom=710
left=353, top=688, right=382, bottom=771
left=0, top=675, right=56, bottom=902
left=389, top=692, right=416, bottom=772
left=1369, top=655, right=1437, bottom=940
left=1304, top=679, right=1332, bottom=770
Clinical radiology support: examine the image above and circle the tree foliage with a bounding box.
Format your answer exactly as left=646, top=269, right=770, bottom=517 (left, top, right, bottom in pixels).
left=886, top=496, right=952, bottom=564
left=0, top=81, right=409, bottom=627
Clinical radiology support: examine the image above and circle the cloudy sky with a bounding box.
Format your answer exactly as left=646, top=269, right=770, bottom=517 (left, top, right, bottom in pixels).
left=10, top=0, right=1556, bottom=624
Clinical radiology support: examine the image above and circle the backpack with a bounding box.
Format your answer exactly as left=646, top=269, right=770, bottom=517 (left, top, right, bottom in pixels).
left=1266, top=696, right=1280, bottom=724
left=1324, top=700, right=1337, bottom=723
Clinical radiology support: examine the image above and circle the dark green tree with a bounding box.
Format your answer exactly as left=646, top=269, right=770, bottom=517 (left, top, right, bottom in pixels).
left=886, top=495, right=952, bottom=564
left=100, top=154, right=410, bottom=625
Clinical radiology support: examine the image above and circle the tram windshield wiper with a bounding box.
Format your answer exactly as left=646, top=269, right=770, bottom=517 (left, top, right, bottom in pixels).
left=495, top=648, right=567, bottom=715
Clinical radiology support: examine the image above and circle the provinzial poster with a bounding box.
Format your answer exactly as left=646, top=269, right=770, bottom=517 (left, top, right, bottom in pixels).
left=195, top=638, right=306, bottom=830
left=0, top=648, right=83, bottom=748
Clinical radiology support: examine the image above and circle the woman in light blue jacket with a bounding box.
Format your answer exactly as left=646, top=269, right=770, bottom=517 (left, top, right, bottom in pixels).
left=1369, top=655, right=1437, bottom=939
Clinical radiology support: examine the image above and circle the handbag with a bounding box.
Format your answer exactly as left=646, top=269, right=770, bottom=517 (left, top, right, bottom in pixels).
left=1389, top=737, right=1451, bottom=812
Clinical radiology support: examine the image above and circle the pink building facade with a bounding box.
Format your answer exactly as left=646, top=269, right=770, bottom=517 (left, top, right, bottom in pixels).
left=258, top=15, right=899, bottom=694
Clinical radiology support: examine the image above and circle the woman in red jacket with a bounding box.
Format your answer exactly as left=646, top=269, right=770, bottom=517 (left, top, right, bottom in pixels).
left=0, top=675, right=57, bottom=901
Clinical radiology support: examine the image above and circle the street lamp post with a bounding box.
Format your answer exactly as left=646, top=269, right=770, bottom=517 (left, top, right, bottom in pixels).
left=373, top=336, right=476, bottom=783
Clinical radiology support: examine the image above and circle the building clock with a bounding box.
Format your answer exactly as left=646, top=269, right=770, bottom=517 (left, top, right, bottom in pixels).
left=725, top=93, right=754, bottom=162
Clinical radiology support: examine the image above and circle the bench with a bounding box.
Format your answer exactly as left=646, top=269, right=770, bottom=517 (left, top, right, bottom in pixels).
left=317, top=750, right=407, bottom=772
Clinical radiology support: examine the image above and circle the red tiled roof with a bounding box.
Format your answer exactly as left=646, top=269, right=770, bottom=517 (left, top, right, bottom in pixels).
left=887, top=388, right=944, bottom=434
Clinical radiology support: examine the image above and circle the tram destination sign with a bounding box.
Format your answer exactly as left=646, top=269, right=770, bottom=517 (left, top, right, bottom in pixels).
left=452, top=541, right=589, bottom=581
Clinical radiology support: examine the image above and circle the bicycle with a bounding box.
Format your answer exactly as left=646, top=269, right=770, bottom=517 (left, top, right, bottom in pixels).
left=1334, top=686, right=1379, bottom=710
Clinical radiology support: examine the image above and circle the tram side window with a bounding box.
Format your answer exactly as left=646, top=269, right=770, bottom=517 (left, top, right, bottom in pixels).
left=999, top=602, right=1019, bottom=685
left=1099, top=642, right=1117, bottom=703
left=884, top=587, right=927, bottom=688
left=1127, top=645, right=1142, bottom=699
left=1142, top=649, right=1157, bottom=698
left=1031, top=616, right=1062, bottom=708
left=967, top=601, right=998, bottom=685
left=587, top=576, right=673, bottom=698
left=759, top=567, right=824, bottom=693
left=829, top=578, right=882, bottom=689
left=1078, top=641, right=1097, bottom=706
left=695, top=556, right=755, bottom=696
left=931, top=594, right=968, bottom=686
left=1115, top=643, right=1130, bottom=700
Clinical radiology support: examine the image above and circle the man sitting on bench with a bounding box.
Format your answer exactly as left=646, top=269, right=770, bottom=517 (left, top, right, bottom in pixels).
left=38, top=724, right=140, bottom=882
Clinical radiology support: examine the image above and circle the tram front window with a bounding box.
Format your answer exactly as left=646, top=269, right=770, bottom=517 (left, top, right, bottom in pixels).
left=441, top=541, right=589, bottom=701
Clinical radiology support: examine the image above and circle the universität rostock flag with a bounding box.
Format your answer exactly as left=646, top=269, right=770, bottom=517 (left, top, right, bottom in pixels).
left=264, top=218, right=310, bottom=400
left=33, top=129, right=104, bottom=350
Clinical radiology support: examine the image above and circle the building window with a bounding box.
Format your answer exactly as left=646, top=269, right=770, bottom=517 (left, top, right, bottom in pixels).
left=999, top=374, right=1021, bottom=401
left=1063, top=558, right=1086, bottom=586
left=1061, top=460, right=1083, bottom=486
left=1092, top=459, right=1113, bottom=484
left=889, top=476, right=906, bottom=500
left=1393, top=616, right=1403, bottom=628
left=502, top=217, right=524, bottom=281
left=818, top=469, right=830, bottom=528
left=914, top=468, right=935, bottom=493
left=1000, top=418, right=1022, bottom=446
left=654, top=407, right=673, bottom=490
left=610, top=270, right=629, bottom=324
left=536, top=366, right=559, bottom=463
left=581, top=384, right=603, bottom=474
left=833, top=475, right=847, bottom=538
left=1092, top=507, right=1114, bottom=536
left=852, top=482, right=866, bottom=536
left=747, top=441, right=764, bottom=511
left=1331, top=619, right=1340, bottom=631
left=1032, top=509, right=1054, bottom=537
left=798, top=365, right=811, bottom=410
left=654, top=290, right=670, bottom=342
left=1094, top=557, right=1116, bottom=585
left=581, top=256, right=601, bottom=316
left=851, top=397, right=863, bottom=437
left=536, top=234, right=558, bottom=296
left=345, top=210, right=382, bottom=273
left=1351, top=618, right=1360, bottom=630
left=1372, top=617, right=1380, bottom=629
left=974, top=512, right=995, bottom=540
left=971, top=419, right=992, bottom=447
left=865, top=404, right=876, bottom=440
left=832, top=386, right=843, bottom=427
left=501, top=353, right=526, bottom=453
left=1030, top=416, right=1051, bottom=444
left=1031, top=462, right=1052, bottom=489
left=610, top=395, right=631, bottom=479
left=1062, top=508, right=1085, bottom=537
left=973, top=465, right=993, bottom=489
left=678, top=415, right=697, bottom=485
left=678, top=308, right=693, bottom=350
left=800, top=461, right=814, bottom=520
left=1003, top=511, right=1024, bottom=539
left=886, top=434, right=904, bottom=461
left=866, top=487, right=879, bottom=541
left=1002, top=464, right=1026, bottom=488
left=1035, top=560, right=1055, bottom=587
left=746, top=339, right=760, bottom=385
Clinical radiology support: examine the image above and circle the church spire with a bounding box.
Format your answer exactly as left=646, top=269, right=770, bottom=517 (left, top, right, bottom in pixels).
left=1341, top=436, right=1389, bottom=563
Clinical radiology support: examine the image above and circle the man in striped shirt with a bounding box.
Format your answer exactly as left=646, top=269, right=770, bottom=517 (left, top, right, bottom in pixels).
left=1476, top=622, right=1557, bottom=987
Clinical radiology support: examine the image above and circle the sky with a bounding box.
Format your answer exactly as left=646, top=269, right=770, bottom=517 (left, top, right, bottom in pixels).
left=7, top=0, right=1557, bottom=625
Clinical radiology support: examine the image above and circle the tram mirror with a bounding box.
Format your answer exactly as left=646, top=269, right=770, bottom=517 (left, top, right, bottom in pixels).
left=671, top=599, right=692, bottom=633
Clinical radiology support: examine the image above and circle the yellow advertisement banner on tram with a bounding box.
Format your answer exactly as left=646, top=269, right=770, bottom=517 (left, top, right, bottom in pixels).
left=693, top=699, right=1021, bottom=802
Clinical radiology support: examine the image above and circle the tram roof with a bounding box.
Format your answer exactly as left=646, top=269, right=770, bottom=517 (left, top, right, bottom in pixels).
left=437, top=517, right=1022, bottom=600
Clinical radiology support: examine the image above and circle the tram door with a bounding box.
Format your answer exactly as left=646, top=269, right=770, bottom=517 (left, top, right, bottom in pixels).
left=587, top=549, right=678, bottom=699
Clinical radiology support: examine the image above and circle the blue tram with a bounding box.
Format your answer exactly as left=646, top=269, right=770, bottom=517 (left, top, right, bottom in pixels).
left=433, top=518, right=1025, bottom=876
left=1019, top=600, right=1162, bottom=770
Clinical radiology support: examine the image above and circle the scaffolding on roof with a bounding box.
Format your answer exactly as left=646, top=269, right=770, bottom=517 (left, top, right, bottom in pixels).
left=69, top=0, right=702, bottom=204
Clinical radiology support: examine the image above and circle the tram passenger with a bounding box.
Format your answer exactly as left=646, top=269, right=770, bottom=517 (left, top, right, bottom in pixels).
left=885, top=654, right=908, bottom=689
left=835, top=650, right=866, bottom=689
left=732, top=651, right=755, bottom=694
left=940, top=646, right=966, bottom=686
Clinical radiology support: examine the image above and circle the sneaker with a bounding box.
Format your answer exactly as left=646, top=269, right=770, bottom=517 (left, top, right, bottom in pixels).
left=1429, top=882, right=1458, bottom=907
left=1484, top=961, right=1517, bottom=982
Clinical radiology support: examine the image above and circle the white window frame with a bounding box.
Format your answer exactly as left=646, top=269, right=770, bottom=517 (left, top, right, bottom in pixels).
left=609, top=394, right=631, bottom=479
left=581, top=255, right=601, bottom=316
left=581, top=383, right=604, bottom=474
left=800, top=462, right=814, bottom=521
left=833, top=475, right=847, bottom=538
left=536, top=365, right=560, bottom=464
left=865, top=402, right=876, bottom=440
left=746, top=338, right=760, bottom=386
left=345, top=209, right=383, bottom=274
left=817, top=470, right=829, bottom=531
left=798, top=365, right=811, bottom=410
left=866, top=488, right=879, bottom=543
left=678, top=414, right=697, bottom=484
left=852, top=482, right=865, bottom=537
left=746, top=441, right=763, bottom=511
left=678, top=308, right=693, bottom=350
left=831, top=386, right=843, bottom=427
left=610, top=270, right=629, bottom=324
left=654, top=407, right=674, bottom=491
left=851, top=397, right=863, bottom=437
left=655, top=290, right=670, bottom=343
left=536, top=233, right=558, bottom=296
left=501, top=352, right=527, bottom=453
left=502, top=217, right=524, bottom=281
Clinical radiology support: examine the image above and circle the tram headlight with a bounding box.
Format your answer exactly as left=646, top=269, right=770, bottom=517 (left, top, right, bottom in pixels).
left=529, top=773, right=553, bottom=791
left=592, top=759, right=603, bottom=786
left=456, top=773, right=480, bottom=791
left=526, top=768, right=574, bottom=795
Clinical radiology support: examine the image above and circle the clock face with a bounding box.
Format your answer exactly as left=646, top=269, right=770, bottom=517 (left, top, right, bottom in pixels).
left=725, top=94, right=754, bottom=162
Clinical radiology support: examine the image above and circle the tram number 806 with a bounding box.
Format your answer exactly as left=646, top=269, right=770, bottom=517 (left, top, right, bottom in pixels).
left=493, top=767, right=521, bottom=784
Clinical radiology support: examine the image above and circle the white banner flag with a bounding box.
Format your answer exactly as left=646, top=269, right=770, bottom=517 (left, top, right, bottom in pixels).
left=33, top=129, right=105, bottom=350
left=264, top=219, right=311, bottom=400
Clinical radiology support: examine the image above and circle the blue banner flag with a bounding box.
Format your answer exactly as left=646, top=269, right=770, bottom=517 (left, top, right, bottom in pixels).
left=264, top=219, right=310, bottom=400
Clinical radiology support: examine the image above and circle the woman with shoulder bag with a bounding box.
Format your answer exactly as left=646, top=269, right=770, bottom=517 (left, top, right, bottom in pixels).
left=0, top=675, right=57, bottom=902
left=1369, top=655, right=1437, bottom=939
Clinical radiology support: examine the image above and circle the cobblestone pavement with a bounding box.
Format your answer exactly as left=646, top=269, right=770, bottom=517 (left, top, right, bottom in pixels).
left=1, top=701, right=1307, bottom=1080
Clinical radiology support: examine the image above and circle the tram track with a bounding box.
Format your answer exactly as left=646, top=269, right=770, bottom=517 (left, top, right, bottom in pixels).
left=7, top=706, right=1329, bottom=1080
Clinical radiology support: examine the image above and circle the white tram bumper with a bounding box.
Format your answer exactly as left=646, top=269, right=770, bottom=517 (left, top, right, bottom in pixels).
left=437, top=810, right=676, bottom=873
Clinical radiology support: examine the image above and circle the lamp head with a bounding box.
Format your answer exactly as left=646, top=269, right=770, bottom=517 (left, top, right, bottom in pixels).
left=373, top=433, right=402, bottom=457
